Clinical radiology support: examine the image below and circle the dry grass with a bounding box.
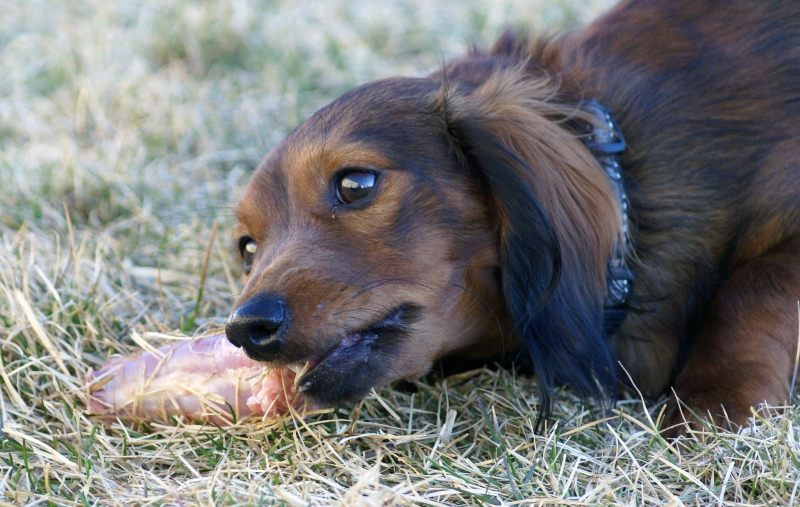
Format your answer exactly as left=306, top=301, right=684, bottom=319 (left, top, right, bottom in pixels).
left=2, top=0, right=799, bottom=505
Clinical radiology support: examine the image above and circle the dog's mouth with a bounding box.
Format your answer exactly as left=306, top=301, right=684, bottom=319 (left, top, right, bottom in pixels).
left=275, top=303, right=421, bottom=405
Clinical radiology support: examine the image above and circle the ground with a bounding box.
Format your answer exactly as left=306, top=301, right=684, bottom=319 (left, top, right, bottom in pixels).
left=1, top=0, right=799, bottom=505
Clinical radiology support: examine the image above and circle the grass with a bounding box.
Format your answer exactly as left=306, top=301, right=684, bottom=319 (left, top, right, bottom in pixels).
left=1, top=0, right=799, bottom=504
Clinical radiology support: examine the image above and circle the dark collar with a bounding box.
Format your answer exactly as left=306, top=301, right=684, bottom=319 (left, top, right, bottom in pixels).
left=582, top=99, right=634, bottom=337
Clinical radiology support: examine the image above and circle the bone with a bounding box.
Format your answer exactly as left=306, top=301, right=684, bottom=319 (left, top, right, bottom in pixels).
left=86, top=332, right=304, bottom=425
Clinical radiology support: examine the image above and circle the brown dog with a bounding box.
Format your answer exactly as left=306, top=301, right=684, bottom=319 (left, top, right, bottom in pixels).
left=225, top=0, right=800, bottom=435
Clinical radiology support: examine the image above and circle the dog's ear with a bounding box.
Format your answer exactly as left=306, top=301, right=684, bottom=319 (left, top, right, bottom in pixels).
left=435, top=69, right=622, bottom=425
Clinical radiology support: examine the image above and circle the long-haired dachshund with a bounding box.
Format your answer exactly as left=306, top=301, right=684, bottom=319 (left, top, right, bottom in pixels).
left=225, top=0, right=800, bottom=435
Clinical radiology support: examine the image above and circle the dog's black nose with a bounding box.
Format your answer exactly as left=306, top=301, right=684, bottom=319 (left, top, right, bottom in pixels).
left=226, top=293, right=287, bottom=361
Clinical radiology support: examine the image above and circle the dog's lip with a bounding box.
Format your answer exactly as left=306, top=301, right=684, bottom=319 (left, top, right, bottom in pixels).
left=290, top=303, right=417, bottom=389
left=292, top=329, right=379, bottom=383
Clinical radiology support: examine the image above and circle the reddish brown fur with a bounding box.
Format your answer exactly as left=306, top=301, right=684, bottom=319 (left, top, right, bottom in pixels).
left=231, top=0, right=800, bottom=435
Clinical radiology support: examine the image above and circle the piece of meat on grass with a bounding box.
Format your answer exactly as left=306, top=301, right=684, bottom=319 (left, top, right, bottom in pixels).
left=86, top=333, right=304, bottom=425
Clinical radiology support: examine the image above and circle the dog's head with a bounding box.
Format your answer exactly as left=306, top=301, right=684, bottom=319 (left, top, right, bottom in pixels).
left=227, top=57, right=622, bottom=418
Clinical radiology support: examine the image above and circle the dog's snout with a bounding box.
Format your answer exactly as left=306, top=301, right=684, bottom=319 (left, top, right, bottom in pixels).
left=226, top=293, right=287, bottom=361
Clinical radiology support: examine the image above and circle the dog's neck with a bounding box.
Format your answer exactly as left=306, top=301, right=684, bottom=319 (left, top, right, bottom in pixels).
left=581, top=99, right=634, bottom=336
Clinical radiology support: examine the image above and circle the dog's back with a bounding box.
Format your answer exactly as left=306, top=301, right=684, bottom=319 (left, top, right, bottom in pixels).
left=580, top=0, right=800, bottom=429
left=438, top=0, right=800, bottom=429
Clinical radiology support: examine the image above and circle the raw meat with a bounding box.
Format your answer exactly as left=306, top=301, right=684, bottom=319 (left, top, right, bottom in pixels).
left=86, top=332, right=308, bottom=425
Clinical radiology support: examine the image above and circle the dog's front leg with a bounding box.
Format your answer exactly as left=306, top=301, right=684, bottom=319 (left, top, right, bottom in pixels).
left=662, top=238, right=800, bottom=438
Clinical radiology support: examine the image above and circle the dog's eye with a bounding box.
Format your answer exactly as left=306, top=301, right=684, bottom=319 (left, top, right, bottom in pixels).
left=238, top=237, right=258, bottom=274
left=336, top=170, right=376, bottom=204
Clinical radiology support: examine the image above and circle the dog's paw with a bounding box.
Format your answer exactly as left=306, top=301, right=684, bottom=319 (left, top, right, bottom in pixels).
left=659, top=390, right=754, bottom=440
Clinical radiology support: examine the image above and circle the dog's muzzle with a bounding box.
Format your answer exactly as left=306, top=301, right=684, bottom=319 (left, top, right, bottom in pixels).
left=225, top=293, right=287, bottom=362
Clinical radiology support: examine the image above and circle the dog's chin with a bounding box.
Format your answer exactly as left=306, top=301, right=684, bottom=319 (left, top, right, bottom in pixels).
left=245, top=303, right=422, bottom=406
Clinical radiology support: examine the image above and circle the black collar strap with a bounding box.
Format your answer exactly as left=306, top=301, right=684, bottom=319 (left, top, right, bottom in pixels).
left=582, top=99, right=634, bottom=337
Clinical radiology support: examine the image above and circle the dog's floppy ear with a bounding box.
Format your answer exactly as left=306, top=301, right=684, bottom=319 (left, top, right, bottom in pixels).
left=435, top=69, right=622, bottom=425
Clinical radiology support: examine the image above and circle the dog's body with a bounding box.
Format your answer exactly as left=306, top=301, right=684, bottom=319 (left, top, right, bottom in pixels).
left=226, top=0, right=800, bottom=434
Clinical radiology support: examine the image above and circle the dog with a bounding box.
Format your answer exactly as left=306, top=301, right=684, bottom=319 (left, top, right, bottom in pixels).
left=224, top=0, right=800, bottom=436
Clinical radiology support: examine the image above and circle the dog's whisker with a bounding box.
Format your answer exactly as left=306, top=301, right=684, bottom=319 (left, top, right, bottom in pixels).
left=353, top=278, right=447, bottom=300
left=337, top=262, right=384, bottom=295
left=330, top=306, right=390, bottom=318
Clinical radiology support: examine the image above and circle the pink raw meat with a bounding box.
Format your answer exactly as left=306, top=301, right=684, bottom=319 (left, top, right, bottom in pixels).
left=86, top=333, right=308, bottom=425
